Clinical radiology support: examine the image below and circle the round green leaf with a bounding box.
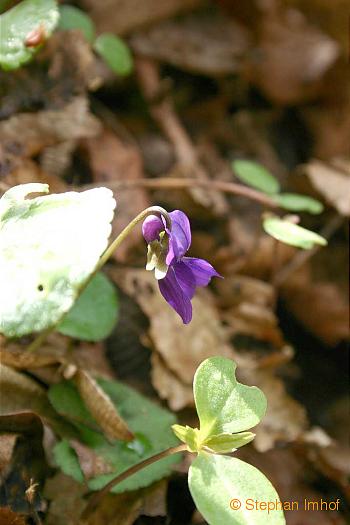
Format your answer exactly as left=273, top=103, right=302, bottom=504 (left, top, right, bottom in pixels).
left=49, top=378, right=180, bottom=492
left=0, top=0, right=59, bottom=71
left=232, top=160, right=280, bottom=194
left=58, top=5, right=95, bottom=43
left=0, top=184, right=116, bottom=337
left=263, top=216, right=327, bottom=249
left=53, top=439, right=85, bottom=483
left=94, top=33, right=133, bottom=76
left=194, top=357, right=267, bottom=441
left=274, top=193, right=324, bottom=214
left=58, top=272, right=118, bottom=341
left=189, top=453, right=285, bottom=525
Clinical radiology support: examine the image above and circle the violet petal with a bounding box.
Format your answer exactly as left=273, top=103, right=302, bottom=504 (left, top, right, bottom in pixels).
left=166, top=210, right=191, bottom=263
left=158, top=267, right=192, bottom=324
left=173, top=260, right=196, bottom=299
left=142, top=215, right=164, bottom=243
left=182, top=257, right=221, bottom=287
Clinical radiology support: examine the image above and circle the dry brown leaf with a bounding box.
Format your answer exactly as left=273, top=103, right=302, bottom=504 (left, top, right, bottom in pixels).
left=82, top=491, right=142, bottom=525
left=69, top=440, right=113, bottom=480
left=305, top=159, right=350, bottom=216
left=79, top=0, right=203, bottom=35
left=282, top=280, right=349, bottom=345
left=83, top=130, right=150, bottom=262
left=44, top=473, right=86, bottom=525
left=111, top=269, right=234, bottom=384
left=74, top=369, right=133, bottom=442
left=2, top=159, right=67, bottom=194
left=0, top=97, right=101, bottom=158
left=245, top=9, right=339, bottom=104
left=140, top=480, right=167, bottom=517
left=216, top=275, right=286, bottom=350
left=151, top=353, right=193, bottom=411
left=0, top=365, right=77, bottom=438
left=131, top=12, right=250, bottom=76
left=0, top=508, right=26, bottom=525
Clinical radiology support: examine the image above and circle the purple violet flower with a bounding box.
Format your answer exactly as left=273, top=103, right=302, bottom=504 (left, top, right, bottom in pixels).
left=142, top=210, right=221, bottom=324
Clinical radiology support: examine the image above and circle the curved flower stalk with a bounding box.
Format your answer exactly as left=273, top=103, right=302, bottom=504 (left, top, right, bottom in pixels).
left=142, top=210, right=221, bottom=324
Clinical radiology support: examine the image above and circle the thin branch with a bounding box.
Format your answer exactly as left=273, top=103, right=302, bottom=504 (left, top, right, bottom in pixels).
left=81, top=443, right=187, bottom=520
left=83, top=176, right=279, bottom=209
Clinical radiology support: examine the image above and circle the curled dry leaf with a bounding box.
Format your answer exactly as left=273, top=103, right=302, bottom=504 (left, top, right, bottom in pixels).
left=130, top=12, right=251, bottom=76
left=74, top=369, right=134, bottom=442
left=305, top=159, right=350, bottom=216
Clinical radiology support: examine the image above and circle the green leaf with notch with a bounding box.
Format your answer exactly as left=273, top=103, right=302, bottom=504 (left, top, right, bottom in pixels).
left=189, top=453, right=285, bottom=525
left=194, top=357, right=267, bottom=441
left=0, top=183, right=116, bottom=337
left=53, top=439, right=85, bottom=483
left=58, top=5, right=95, bottom=43
left=232, top=160, right=280, bottom=194
left=49, top=378, right=180, bottom=492
left=58, top=272, right=119, bottom=341
left=273, top=193, right=324, bottom=214
left=263, top=216, right=327, bottom=249
left=0, top=0, right=59, bottom=70
left=94, top=33, right=133, bottom=76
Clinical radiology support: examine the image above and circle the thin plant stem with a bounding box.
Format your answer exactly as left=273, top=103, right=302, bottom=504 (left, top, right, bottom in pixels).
left=27, top=206, right=171, bottom=353
left=83, top=177, right=279, bottom=209
left=81, top=443, right=187, bottom=519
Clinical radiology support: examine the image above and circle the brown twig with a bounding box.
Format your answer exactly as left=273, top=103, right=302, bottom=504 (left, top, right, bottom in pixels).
left=83, top=176, right=279, bottom=209
left=81, top=443, right=187, bottom=520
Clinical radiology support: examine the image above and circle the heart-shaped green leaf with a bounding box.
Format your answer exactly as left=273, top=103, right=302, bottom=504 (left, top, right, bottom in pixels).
left=49, top=378, right=180, bottom=492
left=189, top=453, right=285, bottom=525
left=0, top=183, right=116, bottom=337
left=58, top=272, right=119, bottom=341
left=194, top=357, right=267, bottom=441
left=0, top=0, right=59, bottom=71
left=232, top=160, right=280, bottom=194
left=263, top=216, right=327, bottom=249
left=273, top=193, right=324, bottom=214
